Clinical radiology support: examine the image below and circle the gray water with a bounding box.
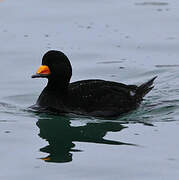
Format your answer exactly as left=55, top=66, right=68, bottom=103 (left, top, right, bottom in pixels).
left=0, top=0, right=179, bottom=179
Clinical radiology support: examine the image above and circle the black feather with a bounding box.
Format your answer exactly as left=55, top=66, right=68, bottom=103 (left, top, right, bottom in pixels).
left=31, top=50, right=157, bottom=117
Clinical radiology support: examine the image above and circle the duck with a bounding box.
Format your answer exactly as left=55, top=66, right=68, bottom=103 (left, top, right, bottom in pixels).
left=31, top=50, right=157, bottom=117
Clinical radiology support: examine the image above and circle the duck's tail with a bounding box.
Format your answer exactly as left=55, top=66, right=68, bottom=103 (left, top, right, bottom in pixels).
left=135, top=76, right=157, bottom=101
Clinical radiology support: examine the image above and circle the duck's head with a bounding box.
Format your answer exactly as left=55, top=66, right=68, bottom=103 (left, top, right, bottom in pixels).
left=32, top=50, right=72, bottom=87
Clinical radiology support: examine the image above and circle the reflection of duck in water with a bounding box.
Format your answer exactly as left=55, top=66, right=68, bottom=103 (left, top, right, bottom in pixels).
left=36, top=115, right=134, bottom=163
left=31, top=50, right=157, bottom=117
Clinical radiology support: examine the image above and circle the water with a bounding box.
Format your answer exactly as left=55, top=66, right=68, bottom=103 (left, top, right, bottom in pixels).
left=0, top=0, right=179, bottom=179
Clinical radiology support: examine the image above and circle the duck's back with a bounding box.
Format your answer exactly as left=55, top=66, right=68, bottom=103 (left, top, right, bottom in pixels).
left=67, top=79, right=138, bottom=116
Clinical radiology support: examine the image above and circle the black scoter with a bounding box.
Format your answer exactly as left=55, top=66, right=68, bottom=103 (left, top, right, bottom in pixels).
left=31, top=50, right=157, bottom=117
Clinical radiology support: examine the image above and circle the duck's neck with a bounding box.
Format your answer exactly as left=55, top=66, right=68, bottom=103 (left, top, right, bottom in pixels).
left=36, top=79, right=69, bottom=108
left=46, top=79, right=69, bottom=94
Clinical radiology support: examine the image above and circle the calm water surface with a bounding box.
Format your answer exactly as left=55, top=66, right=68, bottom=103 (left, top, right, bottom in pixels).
left=0, top=0, right=179, bottom=179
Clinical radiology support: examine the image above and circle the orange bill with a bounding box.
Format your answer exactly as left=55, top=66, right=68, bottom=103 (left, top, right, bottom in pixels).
left=31, top=65, right=50, bottom=78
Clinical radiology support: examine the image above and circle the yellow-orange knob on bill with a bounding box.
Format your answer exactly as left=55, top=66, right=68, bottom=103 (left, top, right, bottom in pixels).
left=36, top=65, right=50, bottom=75
left=31, top=65, right=51, bottom=78
left=41, top=157, right=51, bottom=161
